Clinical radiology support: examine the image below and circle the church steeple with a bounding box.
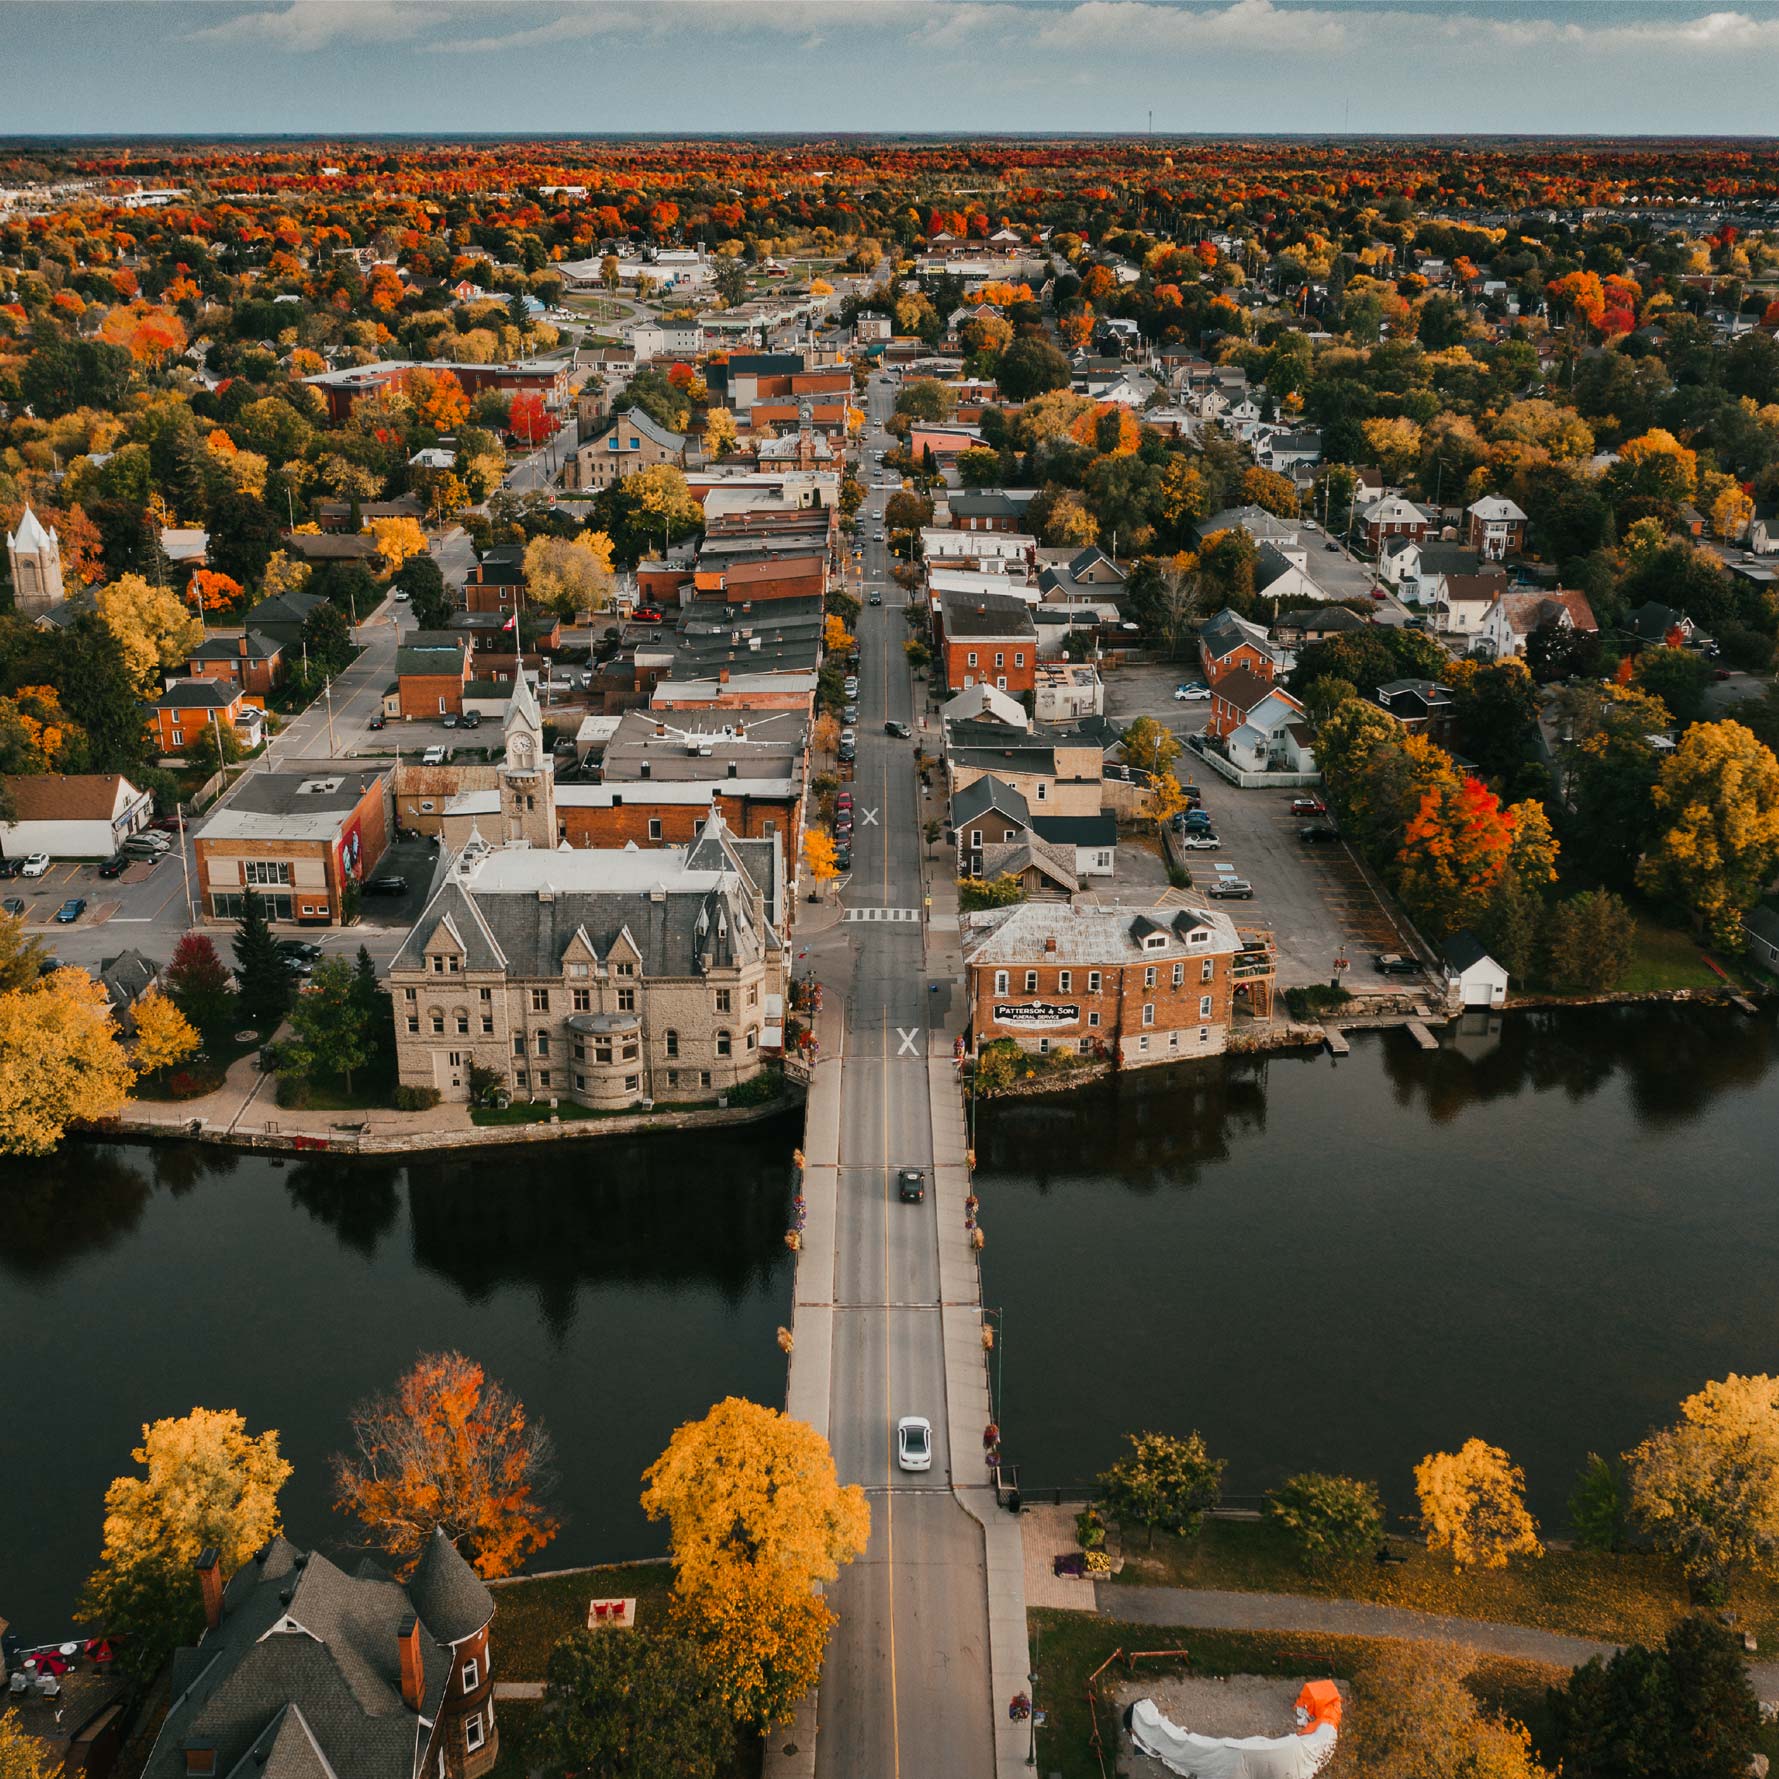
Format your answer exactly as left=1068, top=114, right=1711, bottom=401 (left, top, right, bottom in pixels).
left=497, top=673, right=555, bottom=848
left=7, top=504, right=64, bottom=618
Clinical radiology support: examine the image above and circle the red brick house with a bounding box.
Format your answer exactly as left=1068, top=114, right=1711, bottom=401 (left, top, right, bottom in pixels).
left=1358, top=496, right=1431, bottom=552
left=188, top=629, right=285, bottom=694
left=1206, top=666, right=1282, bottom=742
left=1198, top=608, right=1282, bottom=687
left=397, top=641, right=472, bottom=719
left=939, top=592, right=1037, bottom=695
left=147, top=679, right=263, bottom=755
left=963, top=901, right=1276, bottom=1066
left=1465, top=497, right=1529, bottom=562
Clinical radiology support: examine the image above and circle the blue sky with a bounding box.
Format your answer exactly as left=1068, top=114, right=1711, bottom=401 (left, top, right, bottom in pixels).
left=5, top=0, right=1779, bottom=136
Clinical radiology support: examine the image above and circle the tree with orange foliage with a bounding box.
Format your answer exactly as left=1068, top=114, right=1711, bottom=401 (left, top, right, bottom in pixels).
left=332, top=1350, right=558, bottom=1578
left=186, top=569, right=245, bottom=615
left=1067, top=401, right=1139, bottom=456
left=98, top=302, right=188, bottom=367
left=403, top=367, right=470, bottom=432
left=507, top=390, right=552, bottom=447
left=1397, top=770, right=1514, bottom=939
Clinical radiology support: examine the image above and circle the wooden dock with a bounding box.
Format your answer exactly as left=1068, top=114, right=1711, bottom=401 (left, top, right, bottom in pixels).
left=1323, top=1028, right=1351, bottom=1056
left=1732, top=995, right=1758, bottom=1015
left=1405, top=1021, right=1439, bottom=1050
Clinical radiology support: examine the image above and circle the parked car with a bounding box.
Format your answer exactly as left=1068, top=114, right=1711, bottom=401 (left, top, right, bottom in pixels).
left=896, top=1415, right=933, bottom=1473
left=0, top=857, right=22, bottom=879
left=840, top=728, right=857, bottom=751
left=20, top=853, right=51, bottom=877
left=55, top=896, right=87, bottom=922
left=148, top=816, right=184, bottom=834
left=899, top=1167, right=926, bottom=1203
left=441, top=713, right=459, bottom=729
left=392, top=589, right=410, bottom=603
left=1374, top=953, right=1422, bottom=977
left=363, top=875, right=409, bottom=897
left=843, top=703, right=860, bottom=724
left=1299, top=824, right=1339, bottom=844
left=885, top=720, right=911, bottom=738
left=1178, top=833, right=1221, bottom=850
left=843, top=677, right=860, bottom=698
left=2, top=896, right=23, bottom=917
left=1173, top=681, right=1210, bottom=701
left=1208, top=879, right=1253, bottom=899
left=835, top=845, right=853, bottom=872
left=123, top=837, right=168, bottom=860
left=838, top=743, right=856, bottom=764
left=836, top=789, right=853, bottom=809
left=1370, top=586, right=1387, bottom=600
left=368, top=714, right=386, bottom=731
left=1325, top=540, right=1340, bottom=551
left=422, top=746, right=447, bottom=766
left=1291, top=796, right=1327, bottom=816
left=461, top=711, right=482, bottom=729
left=1180, top=810, right=1215, bottom=831
left=98, top=853, right=132, bottom=879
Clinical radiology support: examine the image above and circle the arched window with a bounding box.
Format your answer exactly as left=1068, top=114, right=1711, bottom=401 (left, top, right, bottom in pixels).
left=664, top=1029, right=680, bottom=1058
left=745, top=1027, right=758, bottom=1052
left=716, top=1029, right=732, bottom=1057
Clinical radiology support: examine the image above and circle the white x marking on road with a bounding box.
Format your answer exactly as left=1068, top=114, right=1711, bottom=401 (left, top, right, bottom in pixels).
left=896, top=1028, right=921, bottom=1056
left=861, top=808, right=880, bottom=826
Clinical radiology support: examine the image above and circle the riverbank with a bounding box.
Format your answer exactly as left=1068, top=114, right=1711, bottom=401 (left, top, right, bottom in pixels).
left=78, top=1042, right=803, bottom=1155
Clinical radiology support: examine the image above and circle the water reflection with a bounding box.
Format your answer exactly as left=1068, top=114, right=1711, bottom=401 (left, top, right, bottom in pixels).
left=0, top=1149, right=155, bottom=1279
left=284, top=1159, right=402, bottom=1257
left=406, top=1122, right=797, bottom=1335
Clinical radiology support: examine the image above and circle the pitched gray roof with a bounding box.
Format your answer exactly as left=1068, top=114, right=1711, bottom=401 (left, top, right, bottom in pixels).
left=404, top=1528, right=493, bottom=1646
left=952, top=774, right=1030, bottom=829
left=142, top=1538, right=452, bottom=1779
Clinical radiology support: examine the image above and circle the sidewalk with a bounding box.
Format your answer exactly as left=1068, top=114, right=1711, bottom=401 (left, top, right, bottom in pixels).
left=1093, top=1582, right=1779, bottom=1700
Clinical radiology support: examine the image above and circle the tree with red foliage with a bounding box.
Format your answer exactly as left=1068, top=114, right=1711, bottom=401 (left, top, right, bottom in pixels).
left=1397, top=771, right=1514, bottom=939
left=162, top=931, right=234, bottom=1032
left=186, top=569, right=244, bottom=614
left=507, top=391, right=552, bottom=448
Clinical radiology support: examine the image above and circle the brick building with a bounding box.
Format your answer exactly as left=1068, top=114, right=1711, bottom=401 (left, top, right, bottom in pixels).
left=188, top=629, right=285, bottom=694
left=146, top=679, right=263, bottom=755
left=195, top=768, right=391, bottom=924
left=1198, top=608, right=1283, bottom=686
left=396, top=639, right=472, bottom=719
left=938, top=593, right=1038, bottom=695
left=389, top=680, right=788, bottom=1105
left=1357, top=496, right=1431, bottom=552
left=461, top=546, right=527, bottom=615
left=963, top=901, right=1276, bottom=1066
left=1465, top=496, right=1529, bottom=562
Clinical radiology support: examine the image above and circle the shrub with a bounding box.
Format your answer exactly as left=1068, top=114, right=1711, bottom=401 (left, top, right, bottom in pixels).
left=1267, top=1471, right=1385, bottom=1567
left=1284, top=983, right=1354, bottom=1020
left=392, top=1083, right=442, bottom=1112
left=164, top=1062, right=226, bottom=1100
left=725, top=1066, right=783, bottom=1108
left=275, top=1075, right=314, bottom=1110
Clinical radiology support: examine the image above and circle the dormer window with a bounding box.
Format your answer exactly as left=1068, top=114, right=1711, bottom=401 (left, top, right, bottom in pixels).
left=1144, top=933, right=1168, bottom=951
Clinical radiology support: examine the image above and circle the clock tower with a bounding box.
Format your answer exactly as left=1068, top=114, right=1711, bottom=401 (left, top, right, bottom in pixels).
left=498, top=673, right=555, bottom=849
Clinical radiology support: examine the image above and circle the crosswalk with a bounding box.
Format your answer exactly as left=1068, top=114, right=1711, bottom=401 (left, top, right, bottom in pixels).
left=843, top=906, right=921, bottom=924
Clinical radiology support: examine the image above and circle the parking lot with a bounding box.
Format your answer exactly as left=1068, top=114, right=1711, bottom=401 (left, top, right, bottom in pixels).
left=1101, top=658, right=1212, bottom=742
left=1168, top=769, right=1423, bottom=992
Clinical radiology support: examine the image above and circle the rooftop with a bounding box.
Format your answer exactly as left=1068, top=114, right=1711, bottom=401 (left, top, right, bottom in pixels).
left=198, top=771, right=386, bottom=842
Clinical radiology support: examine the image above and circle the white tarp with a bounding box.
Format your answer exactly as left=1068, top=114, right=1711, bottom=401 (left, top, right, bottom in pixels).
left=1128, top=1699, right=1338, bottom=1779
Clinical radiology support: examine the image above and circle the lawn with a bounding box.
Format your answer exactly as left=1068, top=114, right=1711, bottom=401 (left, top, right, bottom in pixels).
left=1028, top=1609, right=1562, bottom=1779
left=484, top=1563, right=674, bottom=1679
left=1616, top=917, right=1740, bottom=993
left=1114, top=1516, right=1779, bottom=1651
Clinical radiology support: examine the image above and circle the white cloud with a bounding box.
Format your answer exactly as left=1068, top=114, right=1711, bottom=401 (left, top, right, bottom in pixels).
left=186, top=1, right=450, bottom=49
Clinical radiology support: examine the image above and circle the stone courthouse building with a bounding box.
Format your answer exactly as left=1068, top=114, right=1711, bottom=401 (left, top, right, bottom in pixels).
left=389, top=677, right=789, bottom=1105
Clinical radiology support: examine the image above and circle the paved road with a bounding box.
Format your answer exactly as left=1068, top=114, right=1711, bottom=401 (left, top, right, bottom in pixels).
left=813, top=372, right=995, bottom=1779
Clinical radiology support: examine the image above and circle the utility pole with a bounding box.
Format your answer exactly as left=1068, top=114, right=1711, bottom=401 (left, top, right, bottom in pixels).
left=323, top=677, right=337, bottom=758
left=177, top=799, right=195, bottom=927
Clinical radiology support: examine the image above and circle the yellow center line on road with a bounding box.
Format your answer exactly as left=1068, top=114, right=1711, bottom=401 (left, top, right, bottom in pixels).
left=881, top=1003, right=900, bottom=1779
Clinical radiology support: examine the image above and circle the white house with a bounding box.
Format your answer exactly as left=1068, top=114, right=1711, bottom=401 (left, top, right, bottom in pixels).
left=1750, top=501, right=1779, bottom=556
left=1226, top=687, right=1315, bottom=775
left=1443, top=933, right=1508, bottom=1009
left=1, top=773, right=153, bottom=859
left=1476, top=588, right=1598, bottom=661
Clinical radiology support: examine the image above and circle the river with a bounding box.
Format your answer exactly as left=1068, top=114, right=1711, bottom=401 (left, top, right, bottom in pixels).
left=977, top=1002, right=1779, bottom=1525
left=0, top=1116, right=798, bottom=1636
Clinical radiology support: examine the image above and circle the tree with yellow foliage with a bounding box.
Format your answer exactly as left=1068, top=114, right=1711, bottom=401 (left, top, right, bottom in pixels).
left=0, top=910, right=52, bottom=993
left=79, top=1408, right=291, bottom=1679
left=703, top=406, right=739, bottom=460
left=259, top=549, right=311, bottom=601
left=367, top=516, right=429, bottom=576
left=1610, top=427, right=1699, bottom=507
left=131, top=991, right=200, bottom=1082
left=823, top=613, right=856, bottom=656
left=1362, top=415, right=1425, bottom=486
left=802, top=828, right=841, bottom=891
left=1147, top=771, right=1192, bottom=830
left=1711, top=484, right=1755, bottom=542
left=0, top=967, right=137, bottom=1156
left=522, top=531, right=616, bottom=618
left=642, top=1397, right=868, bottom=1731
left=1351, top=1642, right=1552, bottom=1779
left=1625, top=1372, right=1779, bottom=1591
left=1636, top=720, right=1779, bottom=945
left=0, top=1712, right=46, bottom=1779
left=96, top=573, right=204, bottom=690
left=1414, top=1438, right=1542, bottom=1571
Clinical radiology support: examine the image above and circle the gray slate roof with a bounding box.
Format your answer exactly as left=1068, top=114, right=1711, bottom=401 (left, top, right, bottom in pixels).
left=405, top=1526, right=494, bottom=1646
left=142, top=1536, right=462, bottom=1779
left=952, top=774, right=1031, bottom=829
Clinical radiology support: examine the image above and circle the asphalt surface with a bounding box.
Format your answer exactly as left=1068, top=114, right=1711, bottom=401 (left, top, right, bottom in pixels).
left=813, top=372, right=995, bottom=1779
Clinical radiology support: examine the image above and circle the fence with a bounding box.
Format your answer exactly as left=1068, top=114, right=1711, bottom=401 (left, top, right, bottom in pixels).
left=1188, top=736, right=1322, bottom=791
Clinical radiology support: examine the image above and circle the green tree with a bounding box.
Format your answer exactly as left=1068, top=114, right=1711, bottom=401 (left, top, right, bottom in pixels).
left=399, top=553, right=452, bottom=630
left=1548, top=1616, right=1760, bottom=1779
left=232, top=889, right=290, bottom=1023
left=1560, top=685, right=1673, bottom=889
left=995, top=336, right=1072, bottom=401
left=1568, top=1453, right=1628, bottom=1554
left=302, top=599, right=354, bottom=673
left=1631, top=646, right=1713, bottom=728
left=1096, top=1429, right=1224, bottom=1548
left=1541, top=891, right=1636, bottom=993
left=1266, top=1472, right=1384, bottom=1568
left=283, top=956, right=374, bottom=1092
left=534, top=1628, right=732, bottom=1779
left=1120, top=714, right=1181, bottom=778
left=1451, top=658, right=1538, bottom=785
left=1301, top=674, right=1358, bottom=728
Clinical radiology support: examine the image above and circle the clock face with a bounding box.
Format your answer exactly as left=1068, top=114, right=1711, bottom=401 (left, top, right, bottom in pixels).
left=511, top=733, right=532, bottom=764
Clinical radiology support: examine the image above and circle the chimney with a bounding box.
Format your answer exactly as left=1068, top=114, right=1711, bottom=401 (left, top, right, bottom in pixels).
left=195, top=1547, right=223, bottom=1632
left=236, top=635, right=247, bottom=658
left=1044, top=937, right=1057, bottom=953
left=718, top=667, right=729, bottom=683
left=184, top=1747, right=217, bottom=1778
left=398, top=1613, right=424, bottom=1711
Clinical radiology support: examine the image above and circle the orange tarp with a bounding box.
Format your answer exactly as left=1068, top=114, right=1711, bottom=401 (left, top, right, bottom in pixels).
left=1295, top=1680, right=1342, bottom=1732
